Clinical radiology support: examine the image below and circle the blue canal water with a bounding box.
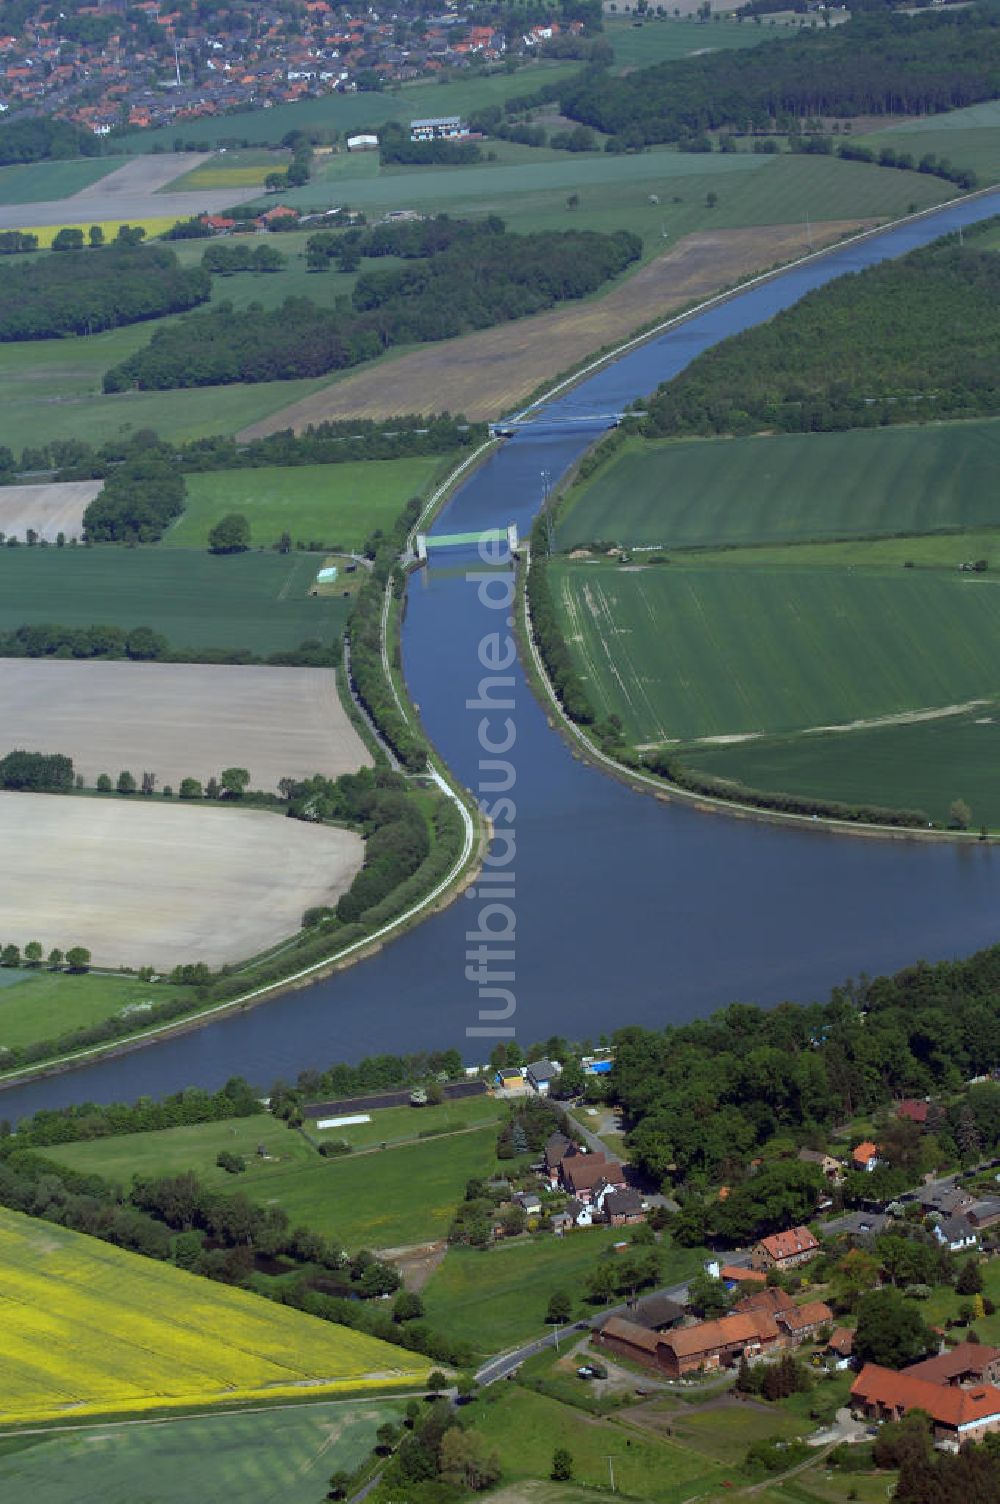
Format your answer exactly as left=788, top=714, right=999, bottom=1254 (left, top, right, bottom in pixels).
left=4, top=193, right=1000, bottom=1116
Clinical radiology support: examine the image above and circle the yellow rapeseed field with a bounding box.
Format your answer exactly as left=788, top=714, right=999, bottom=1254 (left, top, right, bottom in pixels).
left=0, top=1208, right=429, bottom=1424
left=18, top=217, right=178, bottom=248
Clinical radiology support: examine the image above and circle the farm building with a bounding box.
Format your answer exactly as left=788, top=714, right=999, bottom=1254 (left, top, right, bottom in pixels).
left=851, top=1363, right=1000, bottom=1446
left=526, top=1058, right=559, bottom=1095
left=409, top=114, right=467, bottom=141
left=906, top=1342, right=1000, bottom=1388
left=346, top=133, right=379, bottom=150
left=752, top=1226, right=820, bottom=1272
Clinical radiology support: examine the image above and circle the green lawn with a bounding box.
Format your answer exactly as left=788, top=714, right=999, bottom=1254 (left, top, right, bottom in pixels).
left=123, top=64, right=579, bottom=151
left=308, top=1095, right=505, bottom=1149
left=0, top=548, right=347, bottom=655
left=552, top=559, right=1000, bottom=743
left=606, top=14, right=795, bottom=71
left=48, top=1112, right=503, bottom=1250
left=640, top=1396, right=806, bottom=1466
left=0, top=971, right=194, bottom=1054
left=468, top=1387, right=727, bottom=1502
left=0, top=1398, right=405, bottom=1504
left=423, top=1234, right=705, bottom=1356
left=168, top=458, right=447, bottom=552
left=557, top=423, right=1000, bottom=551
left=0, top=156, right=126, bottom=205
left=686, top=707, right=1000, bottom=827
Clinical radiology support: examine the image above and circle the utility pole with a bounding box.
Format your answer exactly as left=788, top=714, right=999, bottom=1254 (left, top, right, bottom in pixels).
left=550, top=1321, right=561, bottom=1352
left=540, top=470, right=553, bottom=555
left=604, top=1456, right=619, bottom=1492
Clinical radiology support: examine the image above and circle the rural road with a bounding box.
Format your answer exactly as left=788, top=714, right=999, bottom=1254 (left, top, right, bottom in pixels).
left=474, top=1256, right=751, bottom=1387
left=0, top=153, right=264, bottom=230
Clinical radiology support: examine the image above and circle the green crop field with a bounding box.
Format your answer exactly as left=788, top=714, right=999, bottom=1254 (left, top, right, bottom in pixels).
left=0, top=1399, right=406, bottom=1504
left=551, top=559, right=1000, bottom=744
left=557, top=423, right=1000, bottom=551
left=0, top=156, right=126, bottom=205
left=160, top=147, right=289, bottom=192
left=0, top=1206, right=426, bottom=1424
left=48, top=1111, right=503, bottom=1250
left=686, top=707, right=1000, bottom=827
left=123, top=64, right=578, bottom=151
left=0, top=971, right=194, bottom=1054
left=606, top=15, right=794, bottom=70
left=0, top=549, right=347, bottom=655
left=168, top=457, right=448, bottom=551
left=247, top=144, right=947, bottom=243
left=469, top=1387, right=727, bottom=1501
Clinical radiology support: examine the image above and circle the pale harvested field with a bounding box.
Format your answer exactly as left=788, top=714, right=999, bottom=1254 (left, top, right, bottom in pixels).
left=0, top=660, right=370, bottom=792
left=0, top=153, right=261, bottom=231
left=0, top=480, right=102, bottom=542
left=242, top=220, right=872, bottom=434
left=0, top=792, right=363, bottom=968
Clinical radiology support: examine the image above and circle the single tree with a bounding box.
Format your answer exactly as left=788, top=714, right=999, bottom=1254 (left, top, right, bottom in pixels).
left=706, top=190, right=719, bottom=207
left=141, top=771, right=157, bottom=796
left=426, top=1370, right=448, bottom=1395
left=96, top=773, right=112, bottom=792
left=326, top=1472, right=352, bottom=1500
left=179, top=777, right=203, bottom=799
left=957, top=1257, right=984, bottom=1296
left=1, top=944, right=20, bottom=967
left=65, top=946, right=92, bottom=973
left=89, top=224, right=104, bottom=247
left=551, top=1448, right=574, bottom=1481
left=375, top=1421, right=400, bottom=1454
left=220, top=767, right=250, bottom=798
left=546, top=1290, right=572, bottom=1324
left=854, top=1288, right=936, bottom=1369
left=117, top=769, right=137, bottom=794
left=205, top=775, right=220, bottom=800
left=47, top=947, right=63, bottom=970
left=949, top=799, right=972, bottom=830
left=393, top=1289, right=424, bottom=1322
left=208, top=512, right=251, bottom=554
left=24, top=941, right=43, bottom=967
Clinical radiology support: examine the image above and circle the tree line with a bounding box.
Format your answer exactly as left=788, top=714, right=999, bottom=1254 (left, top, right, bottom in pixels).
left=0, top=621, right=340, bottom=671
left=101, top=218, right=641, bottom=391
left=378, top=122, right=483, bottom=166
left=9, top=415, right=484, bottom=485
left=0, top=246, right=210, bottom=342
left=0, top=749, right=74, bottom=793
left=642, top=227, right=1000, bottom=439
left=559, top=6, right=1000, bottom=146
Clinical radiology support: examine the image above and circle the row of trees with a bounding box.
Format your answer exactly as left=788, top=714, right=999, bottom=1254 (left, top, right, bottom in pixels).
left=560, top=8, right=1000, bottom=145
left=102, top=218, right=641, bottom=390
left=0, top=245, right=210, bottom=342
left=0, top=621, right=339, bottom=671
left=378, top=122, right=483, bottom=166
left=642, top=228, right=1000, bottom=439
left=0, top=942, right=91, bottom=972
left=200, top=242, right=286, bottom=276
left=14, top=414, right=484, bottom=483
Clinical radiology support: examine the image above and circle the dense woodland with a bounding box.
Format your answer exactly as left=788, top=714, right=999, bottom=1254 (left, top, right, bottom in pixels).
left=642, top=229, right=1000, bottom=438
left=561, top=7, right=1000, bottom=144
left=102, top=219, right=641, bottom=391
left=613, top=940, right=1000, bottom=1190
left=0, top=116, right=101, bottom=165
left=0, top=246, right=210, bottom=341
left=82, top=454, right=186, bottom=542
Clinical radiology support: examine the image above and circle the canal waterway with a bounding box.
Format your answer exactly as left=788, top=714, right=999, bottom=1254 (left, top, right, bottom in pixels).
left=5, top=193, right=1000, bottom=1116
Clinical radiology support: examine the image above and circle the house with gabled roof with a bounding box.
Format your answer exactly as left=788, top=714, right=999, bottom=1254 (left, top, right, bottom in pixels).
left=753, top=1226, right=820, bottom=1272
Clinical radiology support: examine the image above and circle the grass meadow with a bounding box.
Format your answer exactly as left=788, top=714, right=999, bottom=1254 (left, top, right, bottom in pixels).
left=858, top=99, right=1000, bottom=185
left=605, top=14, right=794, bottom=70
left=169, top=457, right=447, bottom=551
left=469, top=1387, right=727, bottom=1502
left=557, top=423, right=1000, bottom=551
left=0, top=971, right=194, bottom=1053
left=0, top=1206, right=426, bottom=1425
left=422, top=1233, right=705, bottom=1355
left=551, top=559, right=1000, bottom=743
left=0, top=549, right=348, bottom=654
left=0, top=1399, right=407, bottom=1504
left=48, top=1109, right=505, bottom=1251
